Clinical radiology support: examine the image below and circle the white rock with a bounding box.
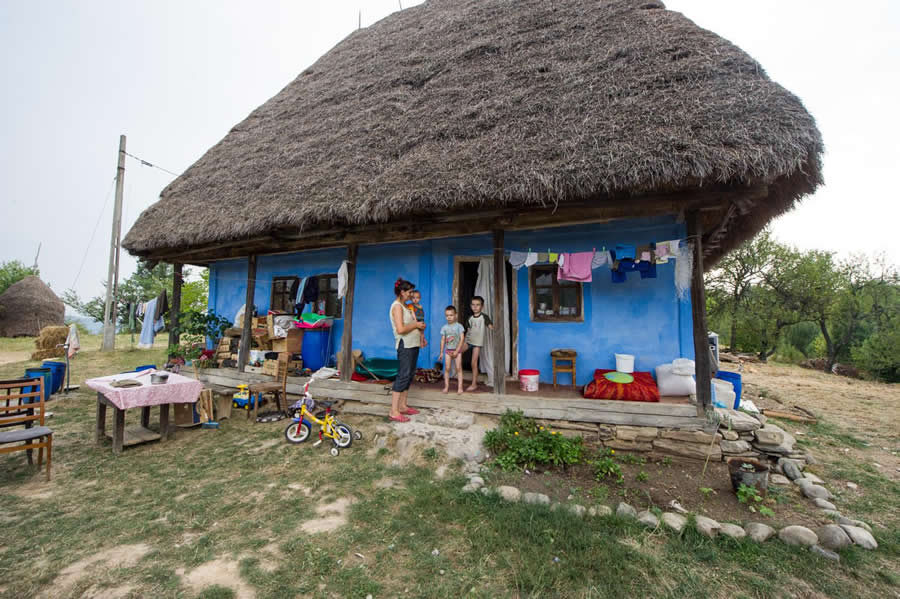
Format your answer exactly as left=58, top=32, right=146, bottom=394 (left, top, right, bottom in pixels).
left=813, top=498, right=836, bottom=511
left=522, top=492, right=550, bottom=506
left=719, top=523, right=747, bottom=540
left=694, top=515, right=721, bottom=538
left=661, top=512, right=687, bottom=533
left=769, top=474, right=791, bottom=485
left=803, top=473, right=824, bottom=485
left=840, top=525, right=878, bottom=550
left=461, top=483, right=479, bottom=493
left=846, top=482, right=858, bottom=490
left=837, top=516, right=872, bottom=533
left=637, top=511, right=659, bottom=528
left=745, top=522, right=776, bottom=542
left=568, top=504, right=587, bottom=518
left=816, top=525, right=852, bottom=551
left=497, top=486, right=521, bottom=502
left=467, top=475, right=485, bottom=487
left=589, top=505, right=613, bottom=517
left=810, top=545, right=840, bottom=562
left=616, top=502, right=637, bottom=519
left=802, top=484, right=833, bottom=500
left=778, top=525, right=818, bottom=547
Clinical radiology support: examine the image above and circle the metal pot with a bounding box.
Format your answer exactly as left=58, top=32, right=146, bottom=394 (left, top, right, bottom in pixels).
left=150, top=372, right=170, bottom=385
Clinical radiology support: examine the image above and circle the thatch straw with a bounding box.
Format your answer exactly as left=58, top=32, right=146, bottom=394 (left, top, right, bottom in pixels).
left=0, top=276, right=65, bottom=337
left=31, top=348, right=64, bottom=361
left=35, top=326, right=69, bottom=350
left=123, top=0, right=822, bottom=265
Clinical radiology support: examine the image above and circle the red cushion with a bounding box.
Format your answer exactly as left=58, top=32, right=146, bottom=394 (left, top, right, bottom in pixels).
left=582, top=369, right=660, bottom=402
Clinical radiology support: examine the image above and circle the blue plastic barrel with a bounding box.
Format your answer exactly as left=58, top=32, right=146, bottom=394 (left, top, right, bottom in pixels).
left=301, top=329, right=329, bottom=371
left=24, top=367, right=52, bottom=403
left=135, top=364, right=156, bottom=372
left=41, top=361, right=66, bottom=394
left=715, top=371, right=743, bottom=409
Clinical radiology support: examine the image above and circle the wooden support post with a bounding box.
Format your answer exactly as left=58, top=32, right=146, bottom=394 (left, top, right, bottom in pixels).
left=95, top=393, right=107, bottom=445
left=339, top=244, right=358, bottom=382
left=238, top=255, right=257, bottom=373
left=687, top=211, right=711, bottom=409
left=492, top=230, right=506, bottom=395
left=167, top=262, right=183, bottom=356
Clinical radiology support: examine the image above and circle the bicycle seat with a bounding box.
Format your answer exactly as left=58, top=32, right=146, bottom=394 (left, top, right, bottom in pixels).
left=318, top=400, right=335, bottom=409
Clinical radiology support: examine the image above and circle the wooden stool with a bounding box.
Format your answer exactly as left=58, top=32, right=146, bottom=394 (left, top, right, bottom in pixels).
left=551, top=349, right=577, bottom=390
left=249, top=360, right=289, bottom=421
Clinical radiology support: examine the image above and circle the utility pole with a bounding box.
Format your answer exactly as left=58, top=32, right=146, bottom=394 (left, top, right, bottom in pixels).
left=101, top=135, right=126, bottom=351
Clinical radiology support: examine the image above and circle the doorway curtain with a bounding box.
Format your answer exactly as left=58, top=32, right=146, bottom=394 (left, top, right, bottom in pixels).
left=474, top=257, right=510, bottom=386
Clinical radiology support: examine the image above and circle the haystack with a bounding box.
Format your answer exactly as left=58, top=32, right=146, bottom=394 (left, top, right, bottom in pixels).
left=30, top=325, right=69, bottom=359
left=0, top=276, right=65, bottom=337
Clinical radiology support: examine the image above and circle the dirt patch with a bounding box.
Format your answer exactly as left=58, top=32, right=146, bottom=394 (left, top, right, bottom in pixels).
left=284, top=482, right=311, bottom=495
left=0, top=350, right=31, bottom=365
left=300, top=496, right=353, bottom=534
left=10, top=481, right=54, bottom=500
left=183, top=557, right=256, bottom=599
left=83, top=584, right=136, bottom=598
left=46, top=543, right=152, bottom=598
left=248, top=438, right=281, bottom=454
left=375, top=477, right=403, bottom=490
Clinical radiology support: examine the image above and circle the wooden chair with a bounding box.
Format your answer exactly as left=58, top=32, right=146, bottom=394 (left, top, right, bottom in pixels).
left=0, top=377, right=53, bottom=481
left=551, top=349, right=577, bottom=390
left=249, top=359, right=289, bottom=421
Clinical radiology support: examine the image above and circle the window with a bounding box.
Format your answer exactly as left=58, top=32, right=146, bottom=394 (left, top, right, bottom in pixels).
left=314, top=274, right=343, bottom=318
left=530, top=266, right=583, bottom=321
left=270, top=277, right=298, bottom=313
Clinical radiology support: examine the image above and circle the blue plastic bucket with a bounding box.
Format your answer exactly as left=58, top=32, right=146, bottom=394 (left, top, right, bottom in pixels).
left=135, top=364, right=156, bottom=372
left=715, top=371, right=743, bottom=409
left=301, top=329, right=330, bottom=371
left=41, top=361, right=66, bottom=394
left=24, top=367, right=52, bottom=403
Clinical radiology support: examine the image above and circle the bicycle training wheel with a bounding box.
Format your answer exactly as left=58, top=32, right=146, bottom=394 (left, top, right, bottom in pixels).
left=333, top=423, right=353, bottom=448
left=353, top=430, right=363, bottom=441
left=284, top=421, right=310, bottom=444
left=330, top=447, right=340, bottom=457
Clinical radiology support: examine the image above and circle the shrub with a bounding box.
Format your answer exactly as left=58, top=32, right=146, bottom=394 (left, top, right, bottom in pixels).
left=592, top=457, right=622, bottom=481
left=484, top=410, right=584, bottom=471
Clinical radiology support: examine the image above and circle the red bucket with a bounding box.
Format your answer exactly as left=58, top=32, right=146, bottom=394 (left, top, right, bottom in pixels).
left=518, top=369, right=540, bottom=392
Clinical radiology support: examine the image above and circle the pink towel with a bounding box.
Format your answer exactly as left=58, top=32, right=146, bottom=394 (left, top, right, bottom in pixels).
left=559, top=251, right=595, bottom=282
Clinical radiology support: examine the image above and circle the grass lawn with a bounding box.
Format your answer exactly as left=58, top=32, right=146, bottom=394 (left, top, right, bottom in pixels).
left=0, top=337, right=898, bottom=598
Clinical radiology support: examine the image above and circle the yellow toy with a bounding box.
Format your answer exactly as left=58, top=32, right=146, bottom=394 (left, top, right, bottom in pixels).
left=284, top=382, right=361, bottom=456
left=233, top=384, right=253, bottom=409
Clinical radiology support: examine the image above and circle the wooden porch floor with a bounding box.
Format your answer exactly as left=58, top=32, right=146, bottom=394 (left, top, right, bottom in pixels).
left=194, top=368, right=705, bottom=429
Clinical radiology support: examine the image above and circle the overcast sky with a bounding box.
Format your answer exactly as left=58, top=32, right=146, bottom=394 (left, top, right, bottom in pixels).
left=1, top=0, right=897, bottom=304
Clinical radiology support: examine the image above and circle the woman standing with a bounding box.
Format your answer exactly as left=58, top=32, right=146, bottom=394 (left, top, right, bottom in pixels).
left=390, top=278, right=426, bottom=422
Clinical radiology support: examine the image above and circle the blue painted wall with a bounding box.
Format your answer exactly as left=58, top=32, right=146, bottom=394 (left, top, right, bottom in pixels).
left=208, top=216, right=694, bottom=384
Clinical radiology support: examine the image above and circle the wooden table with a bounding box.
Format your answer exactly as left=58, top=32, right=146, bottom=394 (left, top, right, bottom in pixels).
left=86, top=370, right=203, bottom=454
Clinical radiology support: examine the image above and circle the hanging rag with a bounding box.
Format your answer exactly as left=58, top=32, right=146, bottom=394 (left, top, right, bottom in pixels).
left=548, top=252, right=558, bottom=263
left=301, top=276, right=319, bottom=306
left=524, top=252, right=538, bottom=267
left=674, top=241, right=693, bottom=299
left=65, top=323, right=80, bottom=358
left=591, top=250, right=611, bottom=269
left=558, top=251, right=595, bottom=282
left=614, top=244, right=636, bottom=260
left=557, top=253, right=565, bottom=267
left=138, top=297, right=159, bottom=349
left=635, top=245, right=653, bottom=263
left=655, top=240, right=679, bottom=264
left=337, top=260, right=349, bottom=299
left=288, top=278, right=300, bottom=303
left=153, top=289, right=169, bottom=321
left=294, top=276, right=309, bottom=314
left=508, top=251, right=527, bottom=270
left=537, top=252, right=549, bottom=263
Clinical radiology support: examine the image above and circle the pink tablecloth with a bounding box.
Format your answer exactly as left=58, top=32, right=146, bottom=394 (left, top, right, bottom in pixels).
left=86, top=369, right=204, bottom=410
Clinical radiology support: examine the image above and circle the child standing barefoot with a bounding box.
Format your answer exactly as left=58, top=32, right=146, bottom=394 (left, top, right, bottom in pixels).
left=466, top=296, right=493, bottom=391
left=439, top=306, right=466, bottom=394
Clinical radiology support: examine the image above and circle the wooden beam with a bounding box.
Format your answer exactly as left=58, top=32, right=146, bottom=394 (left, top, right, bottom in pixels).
left=167, top=262, right=183, bottom=356
left=237, top=255, right=257, bottom=373
left=339, top=244, right=358, bottom=382
left=687, top=211, right=711, bottom=409
left=492, top=230, right=506, bottom=395
left=139, top=187, right=767, bottom=264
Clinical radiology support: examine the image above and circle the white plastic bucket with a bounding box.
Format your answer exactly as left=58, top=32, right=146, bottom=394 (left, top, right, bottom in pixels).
left=615, top=353, right=635, bottom=373
left=518, top=369, right=540, bottom=392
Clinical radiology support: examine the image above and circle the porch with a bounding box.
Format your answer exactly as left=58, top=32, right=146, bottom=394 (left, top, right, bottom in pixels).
left=193, top=367, right=706, bottom=430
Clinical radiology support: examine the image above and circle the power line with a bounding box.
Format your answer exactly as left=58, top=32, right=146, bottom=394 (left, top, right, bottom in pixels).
left=123, top=151, right=180, bottom=177
left=71, top=176, right=117, bottom=291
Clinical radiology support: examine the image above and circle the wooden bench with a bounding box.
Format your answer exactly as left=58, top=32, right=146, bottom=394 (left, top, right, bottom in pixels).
left=0, top=377, right=53, bottom=481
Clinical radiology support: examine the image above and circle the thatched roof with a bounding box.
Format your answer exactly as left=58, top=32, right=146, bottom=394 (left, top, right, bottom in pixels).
left=123, top=0, right=822, bottom=265
left=0, top=276, right=65, bottom=337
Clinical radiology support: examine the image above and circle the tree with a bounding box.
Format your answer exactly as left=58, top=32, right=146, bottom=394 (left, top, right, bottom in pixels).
left=0, top=260, right=40, bottom=296
left=62, top=262, right=210, bottom=332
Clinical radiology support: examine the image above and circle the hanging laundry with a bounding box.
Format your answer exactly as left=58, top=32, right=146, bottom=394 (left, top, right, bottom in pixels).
left=289, top=278, right=300, bottom=303
left=591, top=250, right=611, bottom=269
left=559, top=251, right=595, bottom=282
left=153, top=289, right=169, bottom=321
left=537, top=252, right=549, bottom=263
left=508, top=251, right=527, bottom=270
left=610, top=255, right=639, bottom=283
left=301, top=276, right=319, bottom=306
left=294, top=276, right=309, bottom=314
left=524, top=252, right=538, bottom=267
left=674, top=241, right=693, bottom=299
left=548, top=252, right=558, bottom=263
left=636, top=245, right=653, bottom=263
left=557, top=253, right=565, bottom=267
left=138, top=297, right=159, bottom=349
left=337, top=260, right=349, bottom=299
left=655, top=240, right=679, bottom=264
left=65, top=323, right=80, bottom=359
left=614, top=244, right=636, bottom=260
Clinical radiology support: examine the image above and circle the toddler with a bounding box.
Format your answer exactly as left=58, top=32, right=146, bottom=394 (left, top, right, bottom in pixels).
left=439, top=306, right=466, bottom=394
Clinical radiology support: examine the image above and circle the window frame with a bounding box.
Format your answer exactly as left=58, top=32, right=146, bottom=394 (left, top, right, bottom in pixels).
left=315, top=274, right=343, bottom=318
left=270, top=276, right=299, bottom=313
left=529, top=265, right=584, bottom=322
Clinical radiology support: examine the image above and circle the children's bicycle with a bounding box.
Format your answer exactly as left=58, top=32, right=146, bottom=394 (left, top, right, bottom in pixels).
left=284, top=382, right=361, bottom=456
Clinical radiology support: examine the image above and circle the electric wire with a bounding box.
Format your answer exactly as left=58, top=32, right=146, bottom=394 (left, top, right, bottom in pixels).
left=123, top=151, right=180, bottom=177
left=71, top=176, right=117, bottom=291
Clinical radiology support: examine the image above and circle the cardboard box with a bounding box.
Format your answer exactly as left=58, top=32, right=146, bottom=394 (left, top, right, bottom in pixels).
left=262, top=360, right=279, bottom=376
left=245, top=365, right=263, bottom=374
left=272, top=329, right=303, bottom=353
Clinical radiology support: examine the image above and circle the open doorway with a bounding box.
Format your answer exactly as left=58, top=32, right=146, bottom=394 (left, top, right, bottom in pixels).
left=453, top=256, right=517, bottom=376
